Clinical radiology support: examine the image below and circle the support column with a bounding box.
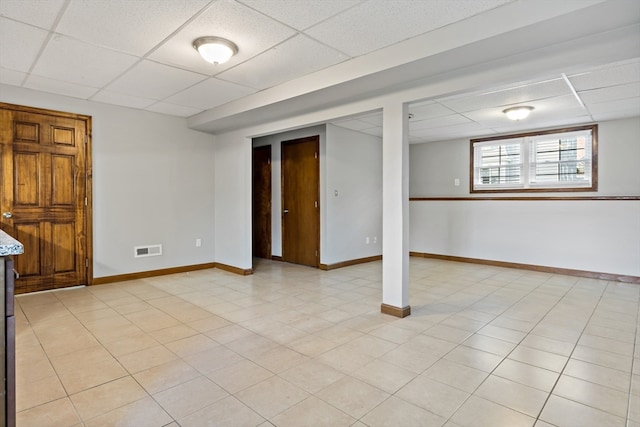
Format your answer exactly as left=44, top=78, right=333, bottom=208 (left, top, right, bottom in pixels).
left=381, top=102, right=410, bottom=318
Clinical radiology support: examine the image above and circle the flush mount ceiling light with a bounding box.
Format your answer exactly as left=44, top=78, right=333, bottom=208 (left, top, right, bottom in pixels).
left=193, top=36, right=238, bottom=65
left=503, top=106, right=534, bottom=121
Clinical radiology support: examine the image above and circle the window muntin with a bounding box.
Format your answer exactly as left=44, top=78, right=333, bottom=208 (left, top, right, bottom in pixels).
left=471, top=125, right=597, bottom=193
left=529, top=130, right=592, bottom=186
left=475, top=139, right=522, bottom=187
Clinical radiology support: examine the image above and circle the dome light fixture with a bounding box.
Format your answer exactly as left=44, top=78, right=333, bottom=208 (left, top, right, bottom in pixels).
left=193, top=36, right=238, bottom=65
left=503, top=106, right=534, bottom=121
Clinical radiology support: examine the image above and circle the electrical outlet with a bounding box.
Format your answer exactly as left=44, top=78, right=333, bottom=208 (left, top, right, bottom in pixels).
left=373, top=236, right=377, bottom=244
left=366, top=237, right=370, bottom=244
left=454, top=178, right=460, bottom=186
left=196, top=238, right=202, bottom=247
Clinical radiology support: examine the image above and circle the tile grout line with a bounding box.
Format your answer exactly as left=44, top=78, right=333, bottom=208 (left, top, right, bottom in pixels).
left=625, top=292, right=640, bottom=427
left=531, top=279, right=618, bottom=425
left=368, top=270, right=567, bottom=426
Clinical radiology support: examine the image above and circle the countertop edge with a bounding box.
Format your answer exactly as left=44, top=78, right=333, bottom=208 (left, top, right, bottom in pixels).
left=0, top=230, right=24, bottom=256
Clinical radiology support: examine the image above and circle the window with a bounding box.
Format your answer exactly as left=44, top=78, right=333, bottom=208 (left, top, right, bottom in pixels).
left=471, top=124, right=597, bottom=193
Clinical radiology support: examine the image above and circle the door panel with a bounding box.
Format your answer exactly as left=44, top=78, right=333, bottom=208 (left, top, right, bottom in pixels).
left=13, top=153, right=40, bottom=205
left=12, top=223, right=41, bottom=277
left=1, top=104, right=91, bottom=294
left=281, top=136, right=319, bottom=267
left=252, top=145, right=272, bottom=259
left=52, top=155, right=75, bottom=205
left=52, top=222, right=76, bottom=273
left=14, top=121, right=38, bottom=142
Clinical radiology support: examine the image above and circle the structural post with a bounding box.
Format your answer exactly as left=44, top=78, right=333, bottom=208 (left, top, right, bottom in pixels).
left=381, top=101, right=410, bottom=318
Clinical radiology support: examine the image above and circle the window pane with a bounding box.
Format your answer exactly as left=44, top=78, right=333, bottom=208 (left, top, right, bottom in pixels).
left=478, top=142, right=521, bottom=185
left=530, top=132, right=591, bottom=184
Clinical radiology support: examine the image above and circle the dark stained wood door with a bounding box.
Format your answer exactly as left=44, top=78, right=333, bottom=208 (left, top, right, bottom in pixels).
left=282, top=136, right=319, bottom=267
left=252, top=145, right=271, bottom=259
left=0, top=103, right=92, bottom=294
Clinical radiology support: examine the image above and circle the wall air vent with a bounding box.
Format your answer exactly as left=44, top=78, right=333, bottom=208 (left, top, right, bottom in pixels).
left=134, top=244, right=162, bottom=258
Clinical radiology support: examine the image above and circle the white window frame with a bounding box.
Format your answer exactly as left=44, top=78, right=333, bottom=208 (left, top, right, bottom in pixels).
left=470, top=124, right=597, bottom=193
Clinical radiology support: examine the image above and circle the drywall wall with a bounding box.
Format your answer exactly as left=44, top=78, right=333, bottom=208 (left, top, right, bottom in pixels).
left=325, top=124, right=383, bottom=264
left=0, top=85, right=216, bottom=278
left=214, top=131, right=252, bottom=271
left=409, top=117, right=640, bottom=276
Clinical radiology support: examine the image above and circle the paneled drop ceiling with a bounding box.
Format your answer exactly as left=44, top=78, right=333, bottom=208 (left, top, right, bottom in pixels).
left=332, top=59, right=640, bottom=143
left=1, top=0, right=639, bottom=143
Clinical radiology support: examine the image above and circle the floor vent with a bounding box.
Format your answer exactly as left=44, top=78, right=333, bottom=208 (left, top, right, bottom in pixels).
left=134, top=244, right=162, bottom=258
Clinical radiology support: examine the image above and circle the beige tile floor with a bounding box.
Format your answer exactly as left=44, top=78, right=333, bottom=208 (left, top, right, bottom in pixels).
left=14, top=257, right=639, bottom=427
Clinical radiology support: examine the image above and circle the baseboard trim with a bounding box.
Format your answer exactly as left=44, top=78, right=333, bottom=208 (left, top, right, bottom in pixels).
left=92, top=263, right=216, bottom=285
left=381, top=303, right=411, bottom=318
left=214, top=262, right=253, bottom=276
left=410, top=252, right=640, bottom=284
left=320, top=255, right=382, bottom=271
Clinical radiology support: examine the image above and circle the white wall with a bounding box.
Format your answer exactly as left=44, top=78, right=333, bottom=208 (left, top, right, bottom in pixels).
left=214, top=131, right=253, bottom=271
left=325, top=124, right=382, bottom=264
left=1, top=85, right=216, bottom=278
left=409, top=117, right=640, bottom=276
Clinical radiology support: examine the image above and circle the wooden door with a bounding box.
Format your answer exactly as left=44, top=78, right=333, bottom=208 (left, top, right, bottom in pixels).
left=281, top=136, right=319, bottom=267
left=252, top=145, right=271, bottom=259
left=0, top=103, right=92, bottom=294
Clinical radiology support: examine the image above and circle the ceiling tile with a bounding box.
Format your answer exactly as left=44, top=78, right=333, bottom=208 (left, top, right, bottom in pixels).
left=217, top=35, right=348, bottom=90
left=568, top=59, right=640, bottom=91
left=146, top=102, right=203, bottom=117
left=32, top=34, right=139, bottom=87
left=106, top=60, right=207, bottom=100
left=409, top=101, right=456, bottom=120
left=239, top=0, right=362, bottom=30
left=91, top=90, right=156, bottom=110
left=439, top=78, right=570, bottom=113
left=149, top=0, right=296, bottom=75
left=587, top=98, right=640, bottom=116
left=306, top=0, right=511, bottom=57
left=56, top=0, right=211, bottom=56
left=0, top=18, right=49, bottom=72
left=23, top=74, right=99, bottom=99
left=331, top=119, right=377, bottom=132
left=0, top=0, right=66, bottom=29
left=579, top=82, right=640, bottom=105
left=163, top=77, right=256, bottom=110
left=410, top=114, right=472, bottom=131
left=410, top=121, right=489, bottom=142
left=462, top=94, right=585, bottom=127
left=491, top=114, right=593, bottom=135
left=591, top=109, right=640, bottom=122
left=349, top=111, right=380, bottom=125
left=0, top=68, right=26, bottom=86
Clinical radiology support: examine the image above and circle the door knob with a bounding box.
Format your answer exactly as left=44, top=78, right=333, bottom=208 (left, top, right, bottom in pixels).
left=2, top=212, right=12, bottom=219
left=283, top=209, right=289, bottom=214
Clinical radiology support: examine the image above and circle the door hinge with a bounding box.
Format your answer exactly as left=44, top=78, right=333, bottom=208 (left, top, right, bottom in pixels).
left=315, top=250, right=318, bottom=257
left=315, top=152, right=318, bottom=159
left=85, top=197, right=88, bottom=206
left=85, top=258, right=89, bottom=268
left=314, top=200, right=318, bottom=208
left=84, top=135, right=88, bottom=144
